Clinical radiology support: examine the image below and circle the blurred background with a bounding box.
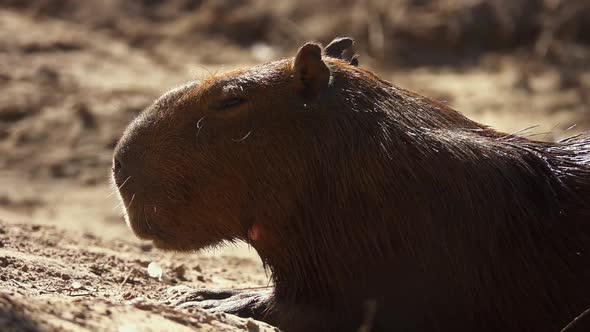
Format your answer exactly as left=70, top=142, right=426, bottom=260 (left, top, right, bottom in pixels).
left=0, top=0, right=589, bottom=240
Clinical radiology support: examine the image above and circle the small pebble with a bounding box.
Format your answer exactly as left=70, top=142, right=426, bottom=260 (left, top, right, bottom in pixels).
left=147, top=262, right=163, bottom=280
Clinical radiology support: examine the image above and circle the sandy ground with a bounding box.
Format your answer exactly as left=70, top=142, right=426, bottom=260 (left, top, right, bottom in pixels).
left=1, top=1, right=589, bottom=331
left=0, top=221, right=274, bottom=331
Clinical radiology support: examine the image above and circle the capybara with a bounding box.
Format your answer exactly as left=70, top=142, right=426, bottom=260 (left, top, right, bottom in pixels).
left=112, top=37, right=590, bottom=331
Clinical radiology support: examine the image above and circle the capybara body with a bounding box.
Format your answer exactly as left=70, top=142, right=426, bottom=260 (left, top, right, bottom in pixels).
left=113, top=38, right=590, bottom=331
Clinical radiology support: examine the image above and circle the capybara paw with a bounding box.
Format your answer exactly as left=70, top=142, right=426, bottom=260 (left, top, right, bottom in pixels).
left=168, top=287, right=238, bottom=308
left=168, top=286, right=272, bottom=319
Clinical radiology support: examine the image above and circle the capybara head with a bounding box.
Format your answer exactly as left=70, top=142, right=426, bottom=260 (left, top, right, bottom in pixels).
left=112, top=39, right=370, bottom=251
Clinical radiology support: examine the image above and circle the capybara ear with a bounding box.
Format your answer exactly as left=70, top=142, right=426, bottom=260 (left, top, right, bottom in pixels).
left=293, top=42, right=330, bottom=98
left=324, top=37, right=354, bottom=59
left=325, top=37, right=359, bottom=66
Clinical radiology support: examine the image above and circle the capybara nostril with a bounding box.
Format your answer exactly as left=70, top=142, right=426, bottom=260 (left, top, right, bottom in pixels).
left=113, top=124, right=148, bottom=180
left=111, top=153, right=128, bottom=188
left=112, top=156, right=122, bottom=174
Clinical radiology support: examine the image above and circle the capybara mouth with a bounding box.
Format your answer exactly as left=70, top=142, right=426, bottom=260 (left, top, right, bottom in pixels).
left=110, top=168, right=154, bottom=239
left=111, top=183, right=155, bottom=241
left=120, top=200, right=153, bottom=240
left=116, top=194, right=184, bottom=249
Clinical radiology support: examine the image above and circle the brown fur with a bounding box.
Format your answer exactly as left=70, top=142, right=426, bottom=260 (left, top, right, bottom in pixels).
left=113, top=39, right=590, bottom=331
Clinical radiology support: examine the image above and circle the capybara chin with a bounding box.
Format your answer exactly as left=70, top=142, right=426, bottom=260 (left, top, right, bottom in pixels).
left=112, top=37, right=590, bottom=331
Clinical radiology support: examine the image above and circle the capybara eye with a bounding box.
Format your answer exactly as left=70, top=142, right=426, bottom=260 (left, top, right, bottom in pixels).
left=217, top=97, right=246, bottom=110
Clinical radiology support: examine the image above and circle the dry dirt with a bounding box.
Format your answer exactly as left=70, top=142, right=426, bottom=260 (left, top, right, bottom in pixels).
left=0, top=222, right=273, bottom=332
left=0, top=1, right=589, bottom=331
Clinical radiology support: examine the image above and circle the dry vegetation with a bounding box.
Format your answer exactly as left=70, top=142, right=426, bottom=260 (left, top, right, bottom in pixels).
left=0, top=0, right=589, bottom=331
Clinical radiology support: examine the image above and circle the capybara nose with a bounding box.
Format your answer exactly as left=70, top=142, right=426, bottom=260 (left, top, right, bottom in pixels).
left=112, top=143, right=141, bottom=188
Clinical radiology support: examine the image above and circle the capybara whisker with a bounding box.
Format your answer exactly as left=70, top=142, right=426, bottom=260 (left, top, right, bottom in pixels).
left=231, top=129, right=252, bottom=142
left=117, top=176, right=131, bottom=190
left=127, top=193, right=136, bottom=209
left=108, top=176, right=131, bottom=199
left=195, top=117, right=205, bottom=144
left=143, top=207, right=152, bottom=231
left=560, top=306, right=590, bottom=332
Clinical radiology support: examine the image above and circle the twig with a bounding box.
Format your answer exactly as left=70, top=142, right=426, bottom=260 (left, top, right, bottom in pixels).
left=118, top=268, right=136, bottom=292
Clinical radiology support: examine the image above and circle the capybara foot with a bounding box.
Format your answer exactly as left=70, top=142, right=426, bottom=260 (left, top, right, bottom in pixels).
left=169, top=286, right=272, bottom=321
